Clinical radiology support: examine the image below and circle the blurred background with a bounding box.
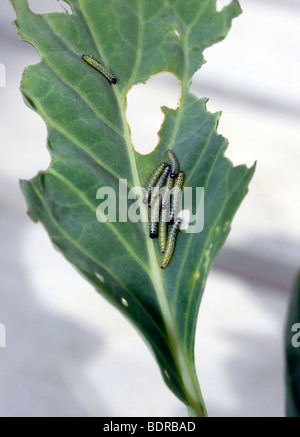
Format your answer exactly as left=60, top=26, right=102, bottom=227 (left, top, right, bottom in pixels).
left=0, top=0, right=299, bottom=416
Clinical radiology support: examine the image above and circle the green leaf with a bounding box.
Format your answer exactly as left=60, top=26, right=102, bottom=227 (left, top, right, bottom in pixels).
left=12, top=0, right=254, bottom=416
left=286, top=271, right=300, bottom=417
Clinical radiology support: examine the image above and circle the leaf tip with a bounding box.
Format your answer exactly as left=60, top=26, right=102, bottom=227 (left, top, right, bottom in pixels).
left=10, top=0, right=31, bottom=16
left=226, top=0, right=243, bottom=16
left=250, top=160, right=257, bottom=174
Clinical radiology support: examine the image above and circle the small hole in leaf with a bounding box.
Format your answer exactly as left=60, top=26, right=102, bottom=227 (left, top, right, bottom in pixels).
left=95, top=272, right=104, bottom=283
left=164, top=369, right=170, bottom=379
left=174, top=29, right=180, bottom=38
left=121, top=297, right=129, bottom=307
left=126, top=73, right=180, bottom=155
left=28, top=0, right=73, bottom=14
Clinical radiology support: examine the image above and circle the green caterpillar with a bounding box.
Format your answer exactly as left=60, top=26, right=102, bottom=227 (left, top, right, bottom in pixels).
left=161, top=174, right=174, bottom=209
left=169, top=171, right=184, bottom=224
left=143, top=162, right=167, bottom=205
left=161, top=217, right=182, bottom=269
left=167, top=150, right=179, bottom=178
left=82, top=55, right=117, bottom=84
left=149, top=195, right=161, bottom=239
left=159, top=207, right=168, bottom=253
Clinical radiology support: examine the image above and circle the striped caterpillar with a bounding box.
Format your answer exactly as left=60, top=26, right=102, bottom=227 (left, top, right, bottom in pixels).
left=82, top=54, right=117, bottom=84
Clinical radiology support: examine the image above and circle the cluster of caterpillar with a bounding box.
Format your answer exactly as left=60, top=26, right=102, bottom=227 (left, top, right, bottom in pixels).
left=143, top=150, right=184, bottom=269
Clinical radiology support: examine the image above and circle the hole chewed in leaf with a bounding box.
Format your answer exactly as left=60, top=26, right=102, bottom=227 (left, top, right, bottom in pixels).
left=95, top=272, right=104, bottom=283
left=126, top=73, right=180, bottom=155
left=121, top=297, right=129, bottom=307
left=216, top=0, right=232, bottom=12
left=28, top=0, right=72, bottom=14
